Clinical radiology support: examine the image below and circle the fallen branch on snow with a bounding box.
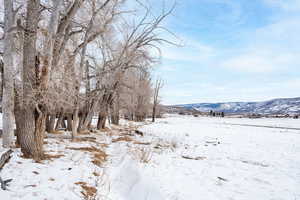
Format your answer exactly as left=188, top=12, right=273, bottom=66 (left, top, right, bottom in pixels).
left=0, top=149, right=13, bottom=190
left=182, top=155, right=206, bottom=160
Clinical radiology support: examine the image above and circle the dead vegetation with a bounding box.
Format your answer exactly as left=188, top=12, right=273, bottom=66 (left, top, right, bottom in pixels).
left=48, top=130, right=65, bottom=135
left=75, top=182, right=98, bottom=200
left=130, top=147, right=153, bottom=163
left=75, top=170, right=109, bottom=200
left=112, top=136, right=133, bottom=143
left=43, top=153, right=64, bottom=161
left=68, top=146, right=108, bottom=167
left=68, top=146, right=104, bottom=153
left=92, top=152, right=108, bottom=167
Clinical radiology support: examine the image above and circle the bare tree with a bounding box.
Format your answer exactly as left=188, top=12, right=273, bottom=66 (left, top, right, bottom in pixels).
left=0, top=0, right=175, bottom=160
left=2, top=0, right=20, bottom=147
left=17, top=0, right=43, bottom=160
left=152, top=78, right=163, bottom=122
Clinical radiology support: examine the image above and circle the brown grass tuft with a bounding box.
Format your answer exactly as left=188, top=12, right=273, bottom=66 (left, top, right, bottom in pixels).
left=112, top=136, right=133, bottom=143
left=48, top=130, right=64, bottom=134
left=72, top=137, right=98, bottom=144
left=130, top=147, right=152, bottom=163
left=68, top=146, right=108, bottom=167
left=92, top=152, right=108, bottom=167
left=78, top=130, right=91, bottom=135
left=93, top=172, right=100, bottom=177
left=75, top=181, right=97, bottom=200
left=43, top=153, right=64, bottom=160
left=68, top=146, right=103, bottom=153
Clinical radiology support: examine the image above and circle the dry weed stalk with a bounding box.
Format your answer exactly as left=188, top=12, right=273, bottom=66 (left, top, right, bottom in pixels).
left=130, top=147, right=153, bottom=163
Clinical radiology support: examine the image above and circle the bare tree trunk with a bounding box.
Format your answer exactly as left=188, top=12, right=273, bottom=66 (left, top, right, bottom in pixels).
left=152, top=106, right=156, bottom=122
left=111, top=104, right=119, bottom=125
left=81, top=100, right=98, bottom=131
left=152, top=79, right=163, bottom=123
left=61, top=118, right=66, bottom=129
left=97, top=111, right=107, bottom=130
left=46, top=114, right=56, bottom=133
left=55, top=111, right=64, bottom=130
left=18, top=0, right=44, bottom=161
left=18, top=107, right=45, bottom=160
left=67, top=114, right=73, bottom=131
left=71, top=108, right=79, bottom=139
left=2, top=0, right=16, bottom=148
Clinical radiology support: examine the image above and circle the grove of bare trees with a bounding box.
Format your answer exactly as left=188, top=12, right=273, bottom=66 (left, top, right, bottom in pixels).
left=0, top=0, right=171, bottom=160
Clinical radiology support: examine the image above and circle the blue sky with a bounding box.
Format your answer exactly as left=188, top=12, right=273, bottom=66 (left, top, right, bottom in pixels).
left=150, top=0, right=300, bottom=105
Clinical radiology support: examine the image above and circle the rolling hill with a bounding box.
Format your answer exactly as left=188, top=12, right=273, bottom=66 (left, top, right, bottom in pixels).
left=175, top=97, right=300, bottom=115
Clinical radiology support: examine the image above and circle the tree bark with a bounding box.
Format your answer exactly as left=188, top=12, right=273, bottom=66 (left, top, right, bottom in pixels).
left=81, top=100, right=98, bottom=131
left=152, top=105, right=156, bottom=122
left=55, top=111, right=64, bottom=130
left=67, top=114, right=73, bottom=131
left=18, top=0, right=44, bottom=161
left=18, top=107, right=45, bottom=160
left=97, top=111, right=107, bottom=130
left=46, top=114, right=56, bottom=133
left=2, top=0, right=16, bottom=148
left=71, top=108, right=79, bottom=139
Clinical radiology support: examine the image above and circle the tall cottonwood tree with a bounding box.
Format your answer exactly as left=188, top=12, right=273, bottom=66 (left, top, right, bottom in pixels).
left=2, top=0, right=19, bottom=147
left=0, top=0, right=175, bottom=160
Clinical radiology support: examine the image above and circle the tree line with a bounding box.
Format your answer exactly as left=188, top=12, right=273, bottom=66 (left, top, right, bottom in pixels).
left=0, top=0, right=170, bottom=160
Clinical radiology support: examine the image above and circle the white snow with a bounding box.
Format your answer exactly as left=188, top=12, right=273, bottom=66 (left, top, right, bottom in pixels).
left=0, top=115, right=300, bottom=200
left=138, top=115, right=300, bottom=200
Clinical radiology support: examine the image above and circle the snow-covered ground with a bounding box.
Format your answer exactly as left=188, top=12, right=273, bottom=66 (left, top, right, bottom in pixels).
left=1, top=115, right=300, bottom=200
left=137, top=115, right=300, bottom=200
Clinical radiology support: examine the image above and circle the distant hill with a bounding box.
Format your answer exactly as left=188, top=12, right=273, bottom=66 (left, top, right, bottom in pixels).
left=174, top=97, right=300, bottom=115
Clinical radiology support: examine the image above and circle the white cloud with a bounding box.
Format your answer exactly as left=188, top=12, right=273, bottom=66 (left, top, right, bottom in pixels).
left=222, top=50, right=299, bottom=73
left=221, top=15, right=300, bottom=73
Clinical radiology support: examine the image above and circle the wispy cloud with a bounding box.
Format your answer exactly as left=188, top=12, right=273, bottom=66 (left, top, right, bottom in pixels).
left=221, top=14, right=300, bottom=73
left=263, top=0, right=300, bottom=11
left=161, top=37, right=216, bottom=63
left=154, top=0, right=300, bottom=104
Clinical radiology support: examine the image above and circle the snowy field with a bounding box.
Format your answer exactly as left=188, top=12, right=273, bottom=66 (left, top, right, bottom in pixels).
left=137, top=115, right=300, bottom=200
left=0, top=115, right=300, bottom=200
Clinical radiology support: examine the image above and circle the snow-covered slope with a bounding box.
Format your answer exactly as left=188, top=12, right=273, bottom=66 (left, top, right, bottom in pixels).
left=177, top=97, right=300, bottom=114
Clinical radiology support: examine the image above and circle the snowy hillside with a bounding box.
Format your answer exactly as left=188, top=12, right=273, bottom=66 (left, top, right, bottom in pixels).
left=176, top=97, right=300, bottom=114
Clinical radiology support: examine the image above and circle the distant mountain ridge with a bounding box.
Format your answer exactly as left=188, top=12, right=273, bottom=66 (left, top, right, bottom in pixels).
left=175, top=97, right=300, bottom=115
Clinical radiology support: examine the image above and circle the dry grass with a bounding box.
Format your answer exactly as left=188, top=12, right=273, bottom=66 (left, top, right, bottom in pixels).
left=92, top=152, right=108, bottom=167
left=93, top=172, right=100, bottom=177
left=48, top=130, right=64, bottom=134
left=68, top=146, right=108, bottom=167
left=75, top=182, right=97, bottom=200
left=75, top=171, right=109, bottom=200
left=130, top=147, right=152, bottom=163
left=72, top=137, right=97, bottom=143
left=100, top=127, right=111, bottom=132
left=112, top=136, right=133, bottom=143
left=68, top=146, right=103, bottom=153
left=78, top=130, right=91, bottom=135
left=43, top=153, right=64, bottom=161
